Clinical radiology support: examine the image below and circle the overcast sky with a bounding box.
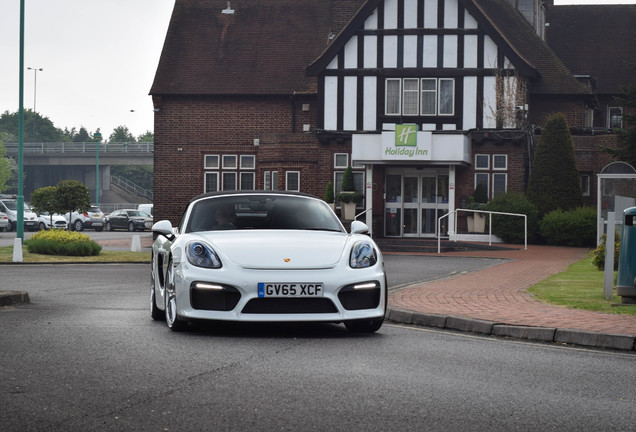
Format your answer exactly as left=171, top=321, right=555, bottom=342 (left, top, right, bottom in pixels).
left=1, top=0, right=634, bottom=141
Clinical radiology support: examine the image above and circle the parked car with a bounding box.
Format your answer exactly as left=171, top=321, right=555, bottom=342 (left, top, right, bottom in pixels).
left=36, top=212, right=69, bottom=230
left=66, top=206, right=105, bottom=231
left=105, top=209, right=148, bottom=232
left=138, top=204, right=154, bottom=229
left=0, top=211, right=9, bottom=231
left=0, top=198, right=38, bottom=231
left=150, top=191, right=387, bottom=332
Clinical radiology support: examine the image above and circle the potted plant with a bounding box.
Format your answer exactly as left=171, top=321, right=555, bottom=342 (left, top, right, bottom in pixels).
left=336, top=166, right=360, bottom=220
left=324, top=181, right=335, bottom=211
left=466, top=184, right=488, bottom=233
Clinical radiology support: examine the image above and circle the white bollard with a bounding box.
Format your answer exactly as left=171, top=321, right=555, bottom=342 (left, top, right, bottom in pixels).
left=131, top=235, right=142, bottom=252
left=12, top=238, right=23, bottom=262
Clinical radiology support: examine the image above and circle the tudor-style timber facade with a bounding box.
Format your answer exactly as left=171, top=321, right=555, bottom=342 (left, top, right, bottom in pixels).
left=150, top=0, right=635, bottom=239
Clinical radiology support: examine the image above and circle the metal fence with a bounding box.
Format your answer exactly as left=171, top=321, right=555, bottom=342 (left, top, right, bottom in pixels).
left=111, top=175, right=153, bottom=201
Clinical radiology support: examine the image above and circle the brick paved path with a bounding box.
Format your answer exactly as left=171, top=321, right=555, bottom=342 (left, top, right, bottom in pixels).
left=389, top=245, right=636, bottom=336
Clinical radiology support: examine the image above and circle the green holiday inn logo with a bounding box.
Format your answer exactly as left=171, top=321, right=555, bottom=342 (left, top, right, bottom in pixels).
left=395, top=124, right=417, bottom=146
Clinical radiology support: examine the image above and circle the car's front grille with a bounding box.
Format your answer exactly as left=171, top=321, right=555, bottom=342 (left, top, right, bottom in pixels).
left=241, top=298, right=338, bottom=314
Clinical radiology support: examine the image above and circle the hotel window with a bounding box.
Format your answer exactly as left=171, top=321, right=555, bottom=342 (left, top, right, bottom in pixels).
left=240, top=155, right=255, bottom=169
left=264, top=171, right=278, bottom=191
left=204, top=172, right=219, bottom=193
left=204, top=155, right=219, bottom=169
left=580, top=174, right=591, bottom=196
left=475, top=173, right=489, bottom=198
left=222, top=155, right=237, bottom=169
left=222, top=172, right=237, bottom=190
left=286, top=171, right=300, bottom=192
left=492, top=173, right=507, bottom=197
left=240, top=172, right=255, bottom=190
left=493, top=154, right=507, bottom=170
left=385, top=78, right=455, bottom=116
left=475, top=154, right=489, bottom=170
left=608, top=107, right=623, bottom=129
left=334, top=153, right=348, bottom=168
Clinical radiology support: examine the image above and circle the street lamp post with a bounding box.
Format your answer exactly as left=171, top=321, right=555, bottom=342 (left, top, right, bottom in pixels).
left=27, top=67, right=42, bottom=140
left=94, top=132, right=102, bottom=206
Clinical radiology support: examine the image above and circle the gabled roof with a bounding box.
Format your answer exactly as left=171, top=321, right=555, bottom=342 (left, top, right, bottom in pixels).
left=307, top=0, right=589, bottom=96
left=151, top=0, right=365, bottom=96
left=546, top=5, right=636, bottom=95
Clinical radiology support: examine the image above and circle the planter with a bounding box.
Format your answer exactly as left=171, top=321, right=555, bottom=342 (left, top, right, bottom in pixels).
left=328, top=203, right=335, bottom=212
left=472, top=213, right=486, bottom=233
left=342, top=202, right=357, bottom=220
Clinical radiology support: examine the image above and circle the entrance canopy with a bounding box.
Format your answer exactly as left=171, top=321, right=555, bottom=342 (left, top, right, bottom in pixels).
left=597, top=161, right=636, bottom=244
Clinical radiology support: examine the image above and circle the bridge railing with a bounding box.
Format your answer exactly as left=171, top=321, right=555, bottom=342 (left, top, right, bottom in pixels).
left=4, top=142, right=154, bottom=154
left=111, top=175, right=153, bottom=201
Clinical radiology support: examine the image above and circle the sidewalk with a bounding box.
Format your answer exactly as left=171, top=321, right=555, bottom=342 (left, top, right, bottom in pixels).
left=387, top=244, right=636, bottom=351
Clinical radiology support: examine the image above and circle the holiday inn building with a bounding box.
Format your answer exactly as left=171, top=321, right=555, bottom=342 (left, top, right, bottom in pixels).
left=150, top=0, right=634, bottom=239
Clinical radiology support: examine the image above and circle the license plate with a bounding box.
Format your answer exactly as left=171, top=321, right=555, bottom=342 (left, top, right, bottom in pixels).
left=92, top=222, right=102, bottom=226
left=258, top=283, right=323, bottom=297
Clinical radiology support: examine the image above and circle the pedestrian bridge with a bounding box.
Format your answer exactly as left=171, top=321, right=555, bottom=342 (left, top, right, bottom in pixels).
left=3, top=142, right=153, bottom=200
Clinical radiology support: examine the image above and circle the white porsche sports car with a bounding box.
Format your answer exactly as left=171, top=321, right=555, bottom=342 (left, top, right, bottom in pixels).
left=150, top=191, right=386, bottom=332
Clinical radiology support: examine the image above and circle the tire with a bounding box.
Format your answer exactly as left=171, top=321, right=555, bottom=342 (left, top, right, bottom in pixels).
left=128, top=222, right=135, bottom=232
left=73, top=220, right=84, bottom=232
left=106, top=221, right=113, bottom=232
left=38, top=222, right=46, bottom=231
left=150, top=255, right=165, bottom=321
left=165, top=259, right=187, bottom=331
left=7, top=221, right=15, bottom=232
left=95, top=227, right=103, bottom=232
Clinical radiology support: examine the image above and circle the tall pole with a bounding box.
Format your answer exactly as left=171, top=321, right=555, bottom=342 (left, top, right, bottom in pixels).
left=27, top=67, right=42, bottom=140
left=94, top=132, right=102, bottom=206
left=17, top=0, right=25, bottom=243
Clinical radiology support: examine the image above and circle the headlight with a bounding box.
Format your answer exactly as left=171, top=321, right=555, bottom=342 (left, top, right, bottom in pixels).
left=186, top=241, right=222, bottom=268
left=350, top=241, right=377, bottom=269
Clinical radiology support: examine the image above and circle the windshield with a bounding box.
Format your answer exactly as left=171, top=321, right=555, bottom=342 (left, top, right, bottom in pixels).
left=186, top=195, right=344, bottom=233
left=1, top=200, right=30, bottom=211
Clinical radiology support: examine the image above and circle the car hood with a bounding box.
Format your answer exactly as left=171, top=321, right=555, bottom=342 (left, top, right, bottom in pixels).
left=193, top=230, right=350, bottom=269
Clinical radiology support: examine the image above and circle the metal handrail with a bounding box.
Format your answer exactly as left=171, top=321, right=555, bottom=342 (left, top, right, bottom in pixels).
left=437, top=208, right=527, bottom=253
left=4, top=142, right=154, bottom=154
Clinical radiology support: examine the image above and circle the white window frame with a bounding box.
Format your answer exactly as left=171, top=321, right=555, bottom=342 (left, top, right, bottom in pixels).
left=222, top=155, right=237, bottom=169
left=286, top=171, right=300, bottom=192
left=492, top=173, right=507, bottom=197
left=420, top=78, right=437, bottom=115
left=222, top=172, right=237, bottom=190
left=580, top=174, right=591, bottom=196
left=204, top=154, right=219, bottom=169
left=204, top=172, right=219, bottom=193
left=475, top=154, right=490, bottom=170
left=240, top=172, right=255, bottom=190
left=240, top=155, right=255, bottom=170
left=492, top=154, right=508, bottom=170
left=334, top=153, right=348, bottom=169
left=438, top=78, right=455, bottom=116
left=264, top=171, right=279, bottom=191
left=608, top=106, right=623, bottom=129
left=475, top=173, right=489, bottom=198
left=385, top=78, right=401, bottom=115
left=402, top=78, right=420, bottom=116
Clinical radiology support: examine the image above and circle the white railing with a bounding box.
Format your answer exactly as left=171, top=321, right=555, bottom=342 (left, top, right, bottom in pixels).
left=437, top=208, right=527, bottom=253
left=5, top=142, right=153, bottom=154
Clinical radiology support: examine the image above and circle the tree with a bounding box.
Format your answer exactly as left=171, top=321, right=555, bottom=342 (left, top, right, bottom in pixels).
left=30, top=186, right=61, bottom=226
left=55, top=179, right=91, bottom=228
left=526, top=113, right=582, bottom=218
left=0, top=110, right=66, bottom=142
left=109, top=125, right=135, bottom=142
left=137, top=131, right=154, bottom=142
left=0, top=136, right=11, bottom=194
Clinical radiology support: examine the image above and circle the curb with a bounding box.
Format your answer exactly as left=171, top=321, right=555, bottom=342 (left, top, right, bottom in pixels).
left=387, top=307, right=636, bottom=352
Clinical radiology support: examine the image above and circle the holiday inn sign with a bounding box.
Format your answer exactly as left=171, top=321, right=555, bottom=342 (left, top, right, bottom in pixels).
left=351, top=126, right=471, bottom=165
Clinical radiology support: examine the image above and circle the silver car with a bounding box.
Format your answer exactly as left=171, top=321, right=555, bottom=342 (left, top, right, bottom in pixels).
left=67, top=206, right=105, bottom=231
left=0, top=211, right=9, bottom=231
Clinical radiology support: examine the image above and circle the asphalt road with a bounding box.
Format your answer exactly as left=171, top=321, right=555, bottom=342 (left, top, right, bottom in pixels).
left=1, top=264, right=634, bottom=431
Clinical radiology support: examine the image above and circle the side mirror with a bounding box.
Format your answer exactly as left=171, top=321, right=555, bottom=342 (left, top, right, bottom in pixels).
left=152, top=220, right=175, bottom=240
left=350, top=220, right=369, bottom=234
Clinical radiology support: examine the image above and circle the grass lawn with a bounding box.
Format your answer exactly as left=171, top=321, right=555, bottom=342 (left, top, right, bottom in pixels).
left=528, top=254, right=636, bottom=316
left=0, top=245, right=150, bottom=263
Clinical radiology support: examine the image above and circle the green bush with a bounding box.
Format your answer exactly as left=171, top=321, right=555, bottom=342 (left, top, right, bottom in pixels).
left=324, top=181, right=334, bottom=203
left=485, top=192, right=539, bottom=244
left=26, top=229, right=101, bottom=256
left=592, top=232, right=621, bottom=271
left=539, top=207, right=596, bottom=247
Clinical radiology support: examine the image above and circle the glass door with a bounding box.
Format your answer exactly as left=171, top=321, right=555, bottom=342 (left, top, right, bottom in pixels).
left=403, top=176, right=420, bottom=236
left=384, top=174, right=402, bottom=237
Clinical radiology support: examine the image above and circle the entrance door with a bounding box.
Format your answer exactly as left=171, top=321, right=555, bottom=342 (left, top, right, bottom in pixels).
left=384, top=171, right=449, bottom=238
